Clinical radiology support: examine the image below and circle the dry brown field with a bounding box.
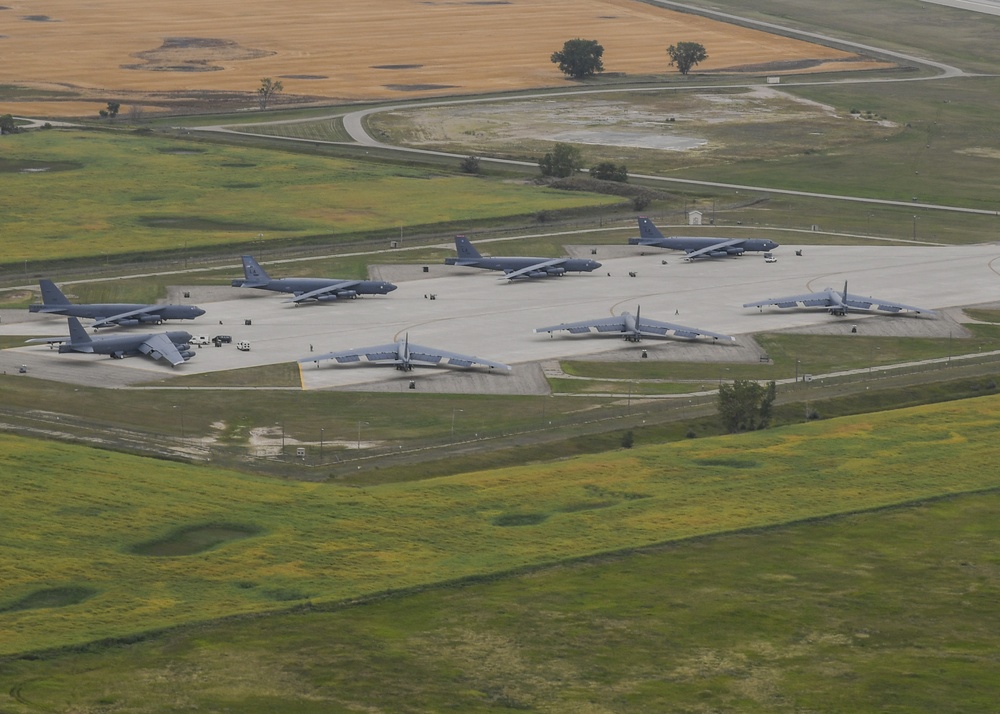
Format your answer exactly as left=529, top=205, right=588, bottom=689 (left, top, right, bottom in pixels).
left=1, top=0, right=889, bottom=117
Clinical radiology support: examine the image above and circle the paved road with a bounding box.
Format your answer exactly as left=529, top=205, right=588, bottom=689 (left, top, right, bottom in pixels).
left=919, top=0, right=1000, bottom=16
left=192, top=3, right=992, bottom=220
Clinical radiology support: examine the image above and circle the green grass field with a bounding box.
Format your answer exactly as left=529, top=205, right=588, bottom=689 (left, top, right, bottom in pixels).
left=0, top=465, right=997, bottom=711
left=0, top=130, right=618, bottom=267
left=2, top=393, right=999, bottom=656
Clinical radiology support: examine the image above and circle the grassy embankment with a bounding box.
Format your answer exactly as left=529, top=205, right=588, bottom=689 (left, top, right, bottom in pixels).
left=2, top=393, right=1000, bottom=656
left=0, top=130, right=619, bottom=267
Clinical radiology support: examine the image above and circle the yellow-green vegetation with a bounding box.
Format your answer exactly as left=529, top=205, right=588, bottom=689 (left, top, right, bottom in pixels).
left=159, top=362, right=302, bottom=388
left=1, top=492, right=996, bottom=712
left=0, top=130, right=618, bottom=265
left=3, top=394, right=1000, bottom=655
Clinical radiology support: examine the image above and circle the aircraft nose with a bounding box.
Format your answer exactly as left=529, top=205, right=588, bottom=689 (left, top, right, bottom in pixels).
left=192, top=308, right=207, bottom=317
left=386, top=283, right=398, bottom=292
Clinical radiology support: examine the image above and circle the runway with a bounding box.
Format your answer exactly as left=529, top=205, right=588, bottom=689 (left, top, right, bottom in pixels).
left=2, top=243, right=998, bottom=393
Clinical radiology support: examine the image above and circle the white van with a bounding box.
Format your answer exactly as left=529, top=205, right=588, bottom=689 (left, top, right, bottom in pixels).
left=189, top=335, right=211, bottom=346
left=236, top=341, right=251, bottom=351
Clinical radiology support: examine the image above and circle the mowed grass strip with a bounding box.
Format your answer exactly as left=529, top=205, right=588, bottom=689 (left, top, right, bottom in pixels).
left=2, top=394, right=1000, bottom=654
left=0, top=130, right=617, bottom=265
left=2, top=492, right=996, bottom=711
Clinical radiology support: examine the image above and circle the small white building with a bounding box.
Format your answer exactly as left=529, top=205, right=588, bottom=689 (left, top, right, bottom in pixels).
left=688, top=210, right=703, bottom=226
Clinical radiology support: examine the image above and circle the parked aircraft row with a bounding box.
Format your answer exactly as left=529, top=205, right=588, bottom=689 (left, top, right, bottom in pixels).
left=22, top=219, right=938, bottom=370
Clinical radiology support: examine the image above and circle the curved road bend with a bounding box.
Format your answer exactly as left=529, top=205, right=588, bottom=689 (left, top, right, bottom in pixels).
left=194, top=7, right=993, bottom=219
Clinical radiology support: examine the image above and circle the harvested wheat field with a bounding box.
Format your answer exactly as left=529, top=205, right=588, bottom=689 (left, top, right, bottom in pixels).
left=1, top=0, right=890, bottom=116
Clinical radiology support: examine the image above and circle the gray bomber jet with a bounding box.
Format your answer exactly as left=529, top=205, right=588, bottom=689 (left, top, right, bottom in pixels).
left=743, top=281, right=936, bottom=317
left=29, top=279, right=205, bottom=328
left=232, top=256, right=397, bottom=304
left=534, top=306, right=735, bottom=343
left=300, top=334, right=511, bottom=372
left=27, top=317, right=195, bottom=366
left=629, top=217, right=778, bottom=260
left=444, top=236, right=601, bottom=280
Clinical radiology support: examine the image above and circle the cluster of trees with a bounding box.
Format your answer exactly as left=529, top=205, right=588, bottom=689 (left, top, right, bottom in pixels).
left=551, top=38, right=708, bottom=79
left=538, top=144, right=630, bottom=183
left=718, top=379, right=777, bottom=433
left=0, top=114, right=17, bottom=135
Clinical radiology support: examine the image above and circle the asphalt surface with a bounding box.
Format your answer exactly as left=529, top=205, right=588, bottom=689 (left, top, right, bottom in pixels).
left=3, top=242, right=999, bottom=393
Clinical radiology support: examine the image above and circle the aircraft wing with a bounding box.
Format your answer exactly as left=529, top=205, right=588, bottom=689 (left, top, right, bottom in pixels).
left=407, top=343, right=512, bottom=370
left=302, top=342, right=402, bottom=365
left=635, top=316, right=735, bottom=341
left=285, top=281, right=360, bottom=304
left=90, top=305, right=161, bottom=328
left=843, top=293, right=936, bottom=315
left=25, top=335, right=72, bottom=345
left=681, top=239, right=744, bottom=260
left=534, top=315, right=628, bottom=336
left=498, top=258, right=566, bottom=281
left=743, top=292, right=834, bottom=310
left=137, top=333, right=188, bottom=366
left=301, top=342, right=511, bottom=370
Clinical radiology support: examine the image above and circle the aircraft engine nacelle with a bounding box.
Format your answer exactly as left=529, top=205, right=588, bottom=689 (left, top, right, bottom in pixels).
left=317, top=294, right=339, bottom=302
left=138, top=315, right=161, bottom=323
left=725, top=247, right=746, bottom=256
left=176, top=342, right=191, bottom=352
left=117, top=319, right=141, bottom=327
left=528, top=271, right=548, bottom=278
left=180, top=350, right=196, bottom=360
left=110, top=351, right=127, bottom=359
left=546, top=267, right=567, bottom=276
left=337, top=290, right=358, bottom=299
left=708, top=250, right=730, bottom=258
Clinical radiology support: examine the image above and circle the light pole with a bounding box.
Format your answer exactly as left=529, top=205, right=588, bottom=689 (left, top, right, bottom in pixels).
left=912, top=215, right=918, bottom=240
left=795, top=359, right=800, bottom=384
left=451, top=409, right=463, bottom=437
left=320, top=428, right=325, bottom=461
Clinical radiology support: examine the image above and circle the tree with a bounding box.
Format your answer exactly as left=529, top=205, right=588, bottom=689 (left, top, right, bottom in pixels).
left=539, top=142, right=583, bottom=178
left=257, top=77, right=284, bottom=110
left=621, top=430, right=635, bottom=449
left=0, top=114, right=16, bottom=135
left=460, top=155, right=481, bottom=174
left=590, top=162, right=628, bottom=183
left=551, top=38, right=604, bottom=79
left=717, top=379, right=777, bottom=433
left=667, top=42, right=708, bottom=75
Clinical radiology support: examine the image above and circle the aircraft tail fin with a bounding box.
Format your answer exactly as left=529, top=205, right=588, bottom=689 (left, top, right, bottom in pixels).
left=240, top=255, right=271, bottom=286
left=67, top=317, right=92, bottom=345
left=454, top=236, right=482, bottom=260
left=39, top=279, right=71, bottom=306
left=637, top=217, right=665, bottom=242
left=843, top=280, right=849, bottom=298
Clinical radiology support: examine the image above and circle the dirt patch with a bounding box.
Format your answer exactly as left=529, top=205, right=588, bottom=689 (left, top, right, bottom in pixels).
left=0, top=586, right=97, bottom=613
left=130, top=523, right=262, bottom=557
left=122, top=37, right=274, bottom=73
